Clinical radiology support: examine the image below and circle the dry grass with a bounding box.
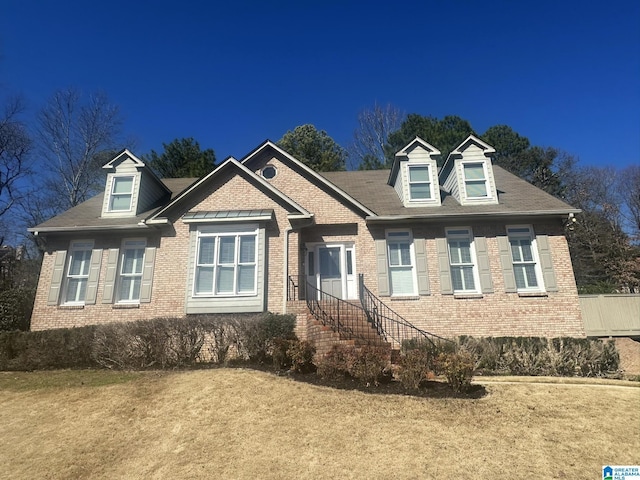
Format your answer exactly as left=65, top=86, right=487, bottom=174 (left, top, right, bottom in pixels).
left=0, top=369, right=638, bottom=479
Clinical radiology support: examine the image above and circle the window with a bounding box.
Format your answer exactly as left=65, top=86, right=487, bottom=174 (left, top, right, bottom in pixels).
left=463, top=163, right=488, bottom=198
left=386, top=230, right=416, bottom=296
left=63, top=241, right=93, bottom=304
left=261, top=165, right=277, bottom=179
left=109, top=176, right=134, bottom=211
left=507, top=226, right=542, bottom=290
left=408, top=165, right=432, bottom=200
left=447, top=228, right=478, bottom=293
left=118, top=240, right=146, bottom=302
left=194, top=229, right=257, bottom=296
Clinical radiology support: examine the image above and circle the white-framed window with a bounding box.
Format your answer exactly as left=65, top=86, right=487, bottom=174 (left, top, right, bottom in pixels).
left=194, top=228, right=257, bottom=296
left=462, top=162, right=489, bottom=199
left=446, top=228, right=479, bottom=293
left=117, top=239, right=146, bottom=302
left=386, top=230, right=417, bottom=296
left=109, top=175, right=135, bottom=212
left=63, top=241, right=93, bottom=304
left=507, top=226, right=543, bottom=291
left=408, top=164, right=432, bottom=201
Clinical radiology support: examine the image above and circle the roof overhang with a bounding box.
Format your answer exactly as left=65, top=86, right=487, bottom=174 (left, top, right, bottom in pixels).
left=182, top=209, right=274, bottom=224
left=365, top=209, right=581, bottom=223
left=28, top=223, right=151, bottom=235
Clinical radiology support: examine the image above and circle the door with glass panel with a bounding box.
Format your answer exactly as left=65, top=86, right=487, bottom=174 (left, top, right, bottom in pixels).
left=306, top=244, right=356, bottom=300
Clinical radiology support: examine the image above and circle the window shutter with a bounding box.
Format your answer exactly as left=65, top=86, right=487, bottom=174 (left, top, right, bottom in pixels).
left=414, top=238, right=430, bottom=295
left=497, top=236, right=517, bottom=293
left=102, top=248, right=119, bottom=303
left=85, top=249, right=103, bottom=305
left=140, top=247, right=156, bottom=303
left=536, top=234, right=558, bottom=292
left=436, top=238, right=453, bottom=295
left=375, top=239, right=390, bottom=296
left=47, top=250, right=67, bottom=305
left=474, top=236, right=493, bottom=293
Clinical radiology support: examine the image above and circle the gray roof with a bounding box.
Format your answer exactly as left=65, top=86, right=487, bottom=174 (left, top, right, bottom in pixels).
left=31, top=164, right=578, bottom=234
left=30, top=178, right=197, bottom=233
left=320, top=166, right=578, bottom=219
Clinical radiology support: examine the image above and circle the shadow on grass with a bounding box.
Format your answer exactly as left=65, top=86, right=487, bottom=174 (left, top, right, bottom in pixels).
left=239, top=363, right=487, bottom=399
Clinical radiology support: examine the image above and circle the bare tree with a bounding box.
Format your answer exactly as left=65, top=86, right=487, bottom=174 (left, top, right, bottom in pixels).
left=0, top=96, right=31, bottom=222
left=37, top=88, right=123, bottom=210
left=349, top=103, right=404, bottom=170
left=618, top=164, right=640, bottom=240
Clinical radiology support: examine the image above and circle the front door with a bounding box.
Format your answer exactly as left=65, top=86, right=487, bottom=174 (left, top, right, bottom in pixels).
left=307, top=243, right=357, bottom=300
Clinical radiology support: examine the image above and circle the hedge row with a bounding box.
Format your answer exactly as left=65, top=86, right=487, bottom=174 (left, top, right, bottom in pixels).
left=0, top=313, right=295, bottom=371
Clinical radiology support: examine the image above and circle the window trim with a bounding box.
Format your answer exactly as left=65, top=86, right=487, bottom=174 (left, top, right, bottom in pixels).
left=386, top=229, right=418, bottom=297
left=193, top=226, right=259, bottom=298
left=61, top=240, right=94, bottom=305
left=108, top=175, right=135, bottom=212
left=116, top=238, right=146, bottom=304
left=462, top=161, right=491, bottom=200
left=507, top=225, right=545, bottom=292
left=446, top=227, right=480, bottom=294
left=407, top=164, right=433, bottom=202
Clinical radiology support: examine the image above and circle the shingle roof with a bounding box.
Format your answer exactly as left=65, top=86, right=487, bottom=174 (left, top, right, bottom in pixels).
left=319, top=166, right=578, bottom=218
left=30, top=178, right=197, bottom=232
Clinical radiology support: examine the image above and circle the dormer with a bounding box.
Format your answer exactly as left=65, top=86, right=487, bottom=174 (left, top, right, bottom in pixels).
left=101, top=149, right=171, bottom=218
left=388, top=137, right=442, bottom=208
left=439, top=135, right=499, bottom=206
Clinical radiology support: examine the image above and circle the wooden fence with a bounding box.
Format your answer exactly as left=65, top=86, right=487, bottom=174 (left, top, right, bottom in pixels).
left=579, top=294, right=640, bottom=337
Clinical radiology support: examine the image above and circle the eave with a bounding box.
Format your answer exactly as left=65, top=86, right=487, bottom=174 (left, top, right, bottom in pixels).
left=365, top=208, right=581, bottom=223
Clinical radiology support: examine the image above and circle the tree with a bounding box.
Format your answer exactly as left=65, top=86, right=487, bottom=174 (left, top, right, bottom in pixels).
left=36, top=88, right=123, bottom=211
left=618, top=164, right=640, bottom=240
left=564, top=165, right=640, bottom=293
left=349, top=103, right=405, bottom=170
left=383, top=114, right=475, bottom=168
left=144, top=138, right=216, bottom=178
left=0, top=97, right=31, bottom=228
left=278, top=124, right=346, bottom=172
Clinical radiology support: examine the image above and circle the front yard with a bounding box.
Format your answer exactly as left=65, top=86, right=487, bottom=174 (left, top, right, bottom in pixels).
left=0, top=369, right=638, bottom=479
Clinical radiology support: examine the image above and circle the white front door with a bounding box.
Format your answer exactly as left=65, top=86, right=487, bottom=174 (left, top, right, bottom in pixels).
left=306, top=243, right=357, bottom=300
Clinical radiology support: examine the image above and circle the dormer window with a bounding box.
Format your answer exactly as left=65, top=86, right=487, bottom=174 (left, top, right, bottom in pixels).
left=463, top=162, right=489, bottom=198
left=408, top=165, right=432, bottom=201
left=109, top=176, right=134, bottom=212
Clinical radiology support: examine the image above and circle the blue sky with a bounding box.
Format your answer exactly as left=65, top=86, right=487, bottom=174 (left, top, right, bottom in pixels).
left=1, top=0, right=639, bottom=168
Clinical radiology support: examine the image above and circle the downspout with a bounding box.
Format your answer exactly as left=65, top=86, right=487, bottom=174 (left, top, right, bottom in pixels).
left=283, top=225, right=292, bottom=314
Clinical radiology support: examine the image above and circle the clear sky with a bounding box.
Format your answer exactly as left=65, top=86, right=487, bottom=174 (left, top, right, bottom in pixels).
left=1, top=0, right=639, bottom=168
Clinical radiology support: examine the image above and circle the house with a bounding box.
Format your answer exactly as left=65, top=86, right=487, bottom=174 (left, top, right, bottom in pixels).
left=28, top=135, right=585, bottom=344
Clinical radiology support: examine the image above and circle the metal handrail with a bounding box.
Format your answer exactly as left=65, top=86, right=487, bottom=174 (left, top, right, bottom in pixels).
left=358, top=274, right=454, bottom=349
left=288, top=275, right=384, bottom=345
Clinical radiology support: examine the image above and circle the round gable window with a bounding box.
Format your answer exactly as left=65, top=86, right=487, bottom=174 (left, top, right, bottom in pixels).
left=261, top=165, right=277, bottom=179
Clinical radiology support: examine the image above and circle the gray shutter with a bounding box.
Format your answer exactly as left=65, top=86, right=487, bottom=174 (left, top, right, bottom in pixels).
left=474, top=236, right=493, bottom=293
left=84, top=249, right=103, bottom=305
left=47, top=250, right=67, bottom=305
left=536, top=234, right=558, bottom=292
left=414, top=238, right=430, bottom=295
left=497, top=236, right=517, bottom=293
left=140, top=247, right=156, bottom=303
left=102, top=248, right=119, bottom=303
left=436, top=238, right=453, bottom=295
left=375, top=239, right=390, bottom=296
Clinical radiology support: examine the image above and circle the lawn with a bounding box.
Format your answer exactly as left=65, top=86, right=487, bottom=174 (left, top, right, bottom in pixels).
left=0, top=369, right=638, bottom=479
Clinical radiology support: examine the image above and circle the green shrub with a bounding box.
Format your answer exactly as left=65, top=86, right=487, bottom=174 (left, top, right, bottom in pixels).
left=437, top=350, right=475, bottom=393
left=233, top=313, right=296, bottom=363
left=397, top=348, right=432, bottom=391
left=0, top=288, right=34, bottom=331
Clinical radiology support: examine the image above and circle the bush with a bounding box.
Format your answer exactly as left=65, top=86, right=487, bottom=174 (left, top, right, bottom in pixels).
left=397, top=349, right=432, bottom=391
left=233, top=313, right=296, bottom=363
left=0, top=326, right=97, bottom=370
left=0, top=288, right=34, bottom=331
left=316, top=345, right=354, bottom=381
left=349, top=345, right=390, bottom=386
left=287, top=339, right=316, bottom=373
left=437, top=350, right=475, bottom=393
